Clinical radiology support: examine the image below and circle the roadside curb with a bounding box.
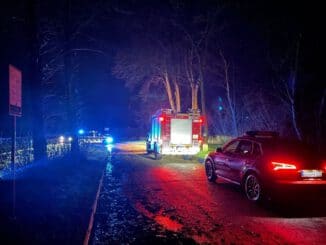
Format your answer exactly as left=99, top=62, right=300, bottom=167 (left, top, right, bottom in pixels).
left=83, top=165, right=105, bottom=245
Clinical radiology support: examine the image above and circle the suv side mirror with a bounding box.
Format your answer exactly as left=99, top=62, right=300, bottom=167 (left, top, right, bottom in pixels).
left=216, top=147, right=222, bottom=153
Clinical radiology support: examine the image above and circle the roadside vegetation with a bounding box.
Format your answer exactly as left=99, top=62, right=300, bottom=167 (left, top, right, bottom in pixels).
left=196, top=144, right=219, bottom=159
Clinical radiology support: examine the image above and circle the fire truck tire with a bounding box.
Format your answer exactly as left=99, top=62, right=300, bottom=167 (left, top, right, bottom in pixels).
left=155, top=152, right=162, bottom=160
left=154, top=143, right=162, bottom=160
left=146, top=142, right=151, bottom=154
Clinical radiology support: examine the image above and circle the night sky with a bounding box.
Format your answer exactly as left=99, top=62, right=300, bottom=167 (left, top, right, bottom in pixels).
left=0, top=0, right=324, bottom=143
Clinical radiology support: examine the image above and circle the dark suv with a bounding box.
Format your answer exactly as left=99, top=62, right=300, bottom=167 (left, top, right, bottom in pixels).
left=204, top=131, right=326, bottom=202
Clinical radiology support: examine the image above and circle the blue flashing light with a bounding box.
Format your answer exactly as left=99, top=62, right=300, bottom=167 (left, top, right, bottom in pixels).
left=218, top=106, right=223, bottom=111
left=78, top=129, right=85, bottom=135
left=105, top=136, right=113, bottom=144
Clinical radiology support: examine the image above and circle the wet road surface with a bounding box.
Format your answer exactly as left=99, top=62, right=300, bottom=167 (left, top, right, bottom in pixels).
left=91, top=142, right=326, bottom=244
left=1, top=142, right=324, bottom=244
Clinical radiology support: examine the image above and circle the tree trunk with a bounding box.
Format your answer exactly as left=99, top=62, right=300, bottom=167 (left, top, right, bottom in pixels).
left=220, top=50, right=238, bottom=136
left=191, top=84, right=195, bottom=110
left=191, top=83, right=199, bottom=111
left=317, top=89, right=325, bottom=151
left=64, top=0, right=79, bottom=153
left=290, top=35, right=302, bottom=140
left=185, top=50, right=198, bottom=112
left=163, top=70, right=176, bottom=111
left=28, top=0, right=47, bottom=161
left=197, top=51, right=208, bottom=139
left=174, top=79, right=181, bottom=112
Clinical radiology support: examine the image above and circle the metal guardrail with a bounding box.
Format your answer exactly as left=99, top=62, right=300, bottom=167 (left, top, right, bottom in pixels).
left=0, top=135, right=107, bottom=171
left=0, top=137, right=72, bottom=171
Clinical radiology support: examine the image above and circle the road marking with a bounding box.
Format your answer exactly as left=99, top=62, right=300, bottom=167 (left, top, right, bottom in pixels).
left=83, top=166, right=105, bottom=245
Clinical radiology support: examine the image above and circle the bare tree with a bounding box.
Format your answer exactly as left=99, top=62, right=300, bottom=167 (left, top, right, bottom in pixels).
left=316, top=88, right=325, bottom=150
left=37, top=0, right=106, bottom=137
left=112, top=10, right=184, bottom=113
left=184, top=46, right=199, bottom=111
left=270, top=34, right=302, bottom=140
left=289, top=35, right=302, bottom=139
left=27, top=0, right=47, bottom=160
left=218, top=50, right=238, bottom=136
left=172, top=7, right=223, bottom=139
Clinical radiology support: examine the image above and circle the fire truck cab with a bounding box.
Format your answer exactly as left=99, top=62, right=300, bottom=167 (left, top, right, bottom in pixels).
left=146, top=109, right=203, bottom=159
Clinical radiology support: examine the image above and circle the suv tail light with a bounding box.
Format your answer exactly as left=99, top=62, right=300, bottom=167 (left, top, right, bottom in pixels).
left=271, top=161, right=297, bottom=171
left=323, top=161, right=326, bottom=172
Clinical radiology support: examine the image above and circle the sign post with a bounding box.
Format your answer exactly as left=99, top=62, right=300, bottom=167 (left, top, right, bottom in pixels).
left=9, top=64, right=22, bottom=219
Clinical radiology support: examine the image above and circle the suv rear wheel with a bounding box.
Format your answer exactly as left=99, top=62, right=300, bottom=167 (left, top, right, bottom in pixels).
left=244, top=173, right=262, bottom=202
left=205, top=160, right=217, bottom=182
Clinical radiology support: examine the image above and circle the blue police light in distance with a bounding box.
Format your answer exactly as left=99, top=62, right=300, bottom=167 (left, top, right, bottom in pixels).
left=105, top=136, right=113, bottom=144
left=78, top=129, right=85, bottom=135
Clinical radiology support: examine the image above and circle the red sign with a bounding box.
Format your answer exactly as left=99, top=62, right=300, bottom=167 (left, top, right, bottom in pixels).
left=9, top=64, right=22, bottom=116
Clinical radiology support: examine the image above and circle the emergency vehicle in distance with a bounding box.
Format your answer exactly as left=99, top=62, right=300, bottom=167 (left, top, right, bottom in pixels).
left=146, top=109, right=204, bottom=159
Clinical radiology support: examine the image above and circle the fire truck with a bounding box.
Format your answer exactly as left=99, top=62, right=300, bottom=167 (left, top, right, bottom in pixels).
left=146, top=109, right=203, bottom=159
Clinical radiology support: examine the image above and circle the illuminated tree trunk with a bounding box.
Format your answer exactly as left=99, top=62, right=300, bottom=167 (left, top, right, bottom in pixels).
left=191, top=83, right=199, bottom=111
left=163, top=70, right=176, bottom=112
left=174, top=79, right=181, bottom=112
left=185, top=50, right=199, bottom=112
left=198, top=56, right=208, bottom=139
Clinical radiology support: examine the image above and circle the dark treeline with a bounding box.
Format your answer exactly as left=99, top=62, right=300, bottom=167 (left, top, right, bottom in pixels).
left=0, top=0, right=325, bottom=156
left=112, top=0, right=325, bottom=149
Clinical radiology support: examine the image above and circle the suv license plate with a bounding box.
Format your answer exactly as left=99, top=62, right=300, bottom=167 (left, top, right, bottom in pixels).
left=301, top=170, right=322, bottom=178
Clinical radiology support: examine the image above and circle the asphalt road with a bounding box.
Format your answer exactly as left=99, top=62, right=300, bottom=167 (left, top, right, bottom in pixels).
left=1, top=142, right=325, bottom=244
left=91, top=142, right=326, bottom=244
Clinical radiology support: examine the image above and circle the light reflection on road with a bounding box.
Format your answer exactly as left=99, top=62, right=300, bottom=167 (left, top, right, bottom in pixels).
left=116, top=142, right=326, bottom=244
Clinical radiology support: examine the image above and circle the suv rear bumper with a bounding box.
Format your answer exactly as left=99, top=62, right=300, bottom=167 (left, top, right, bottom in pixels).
left=266, top=180, right=326, bottom=200
left=275, top=179, right=326, bottom=185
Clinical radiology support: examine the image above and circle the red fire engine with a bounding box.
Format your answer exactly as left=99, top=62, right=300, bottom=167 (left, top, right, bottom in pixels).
left=146, top=109, right=203, bottom=159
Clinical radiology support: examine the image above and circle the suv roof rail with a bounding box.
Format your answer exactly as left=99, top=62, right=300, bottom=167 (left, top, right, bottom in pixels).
left=245, top=131, right=279, bottom=138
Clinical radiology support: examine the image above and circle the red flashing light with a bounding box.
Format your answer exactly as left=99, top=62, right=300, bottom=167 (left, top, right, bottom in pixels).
left=271, top=161, right=297, bottom=171
left=323, top=161, right=326, bottom=172
left=159, top=116, right=164, bottom=122
left=199, top=116, right=205, bottom=124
